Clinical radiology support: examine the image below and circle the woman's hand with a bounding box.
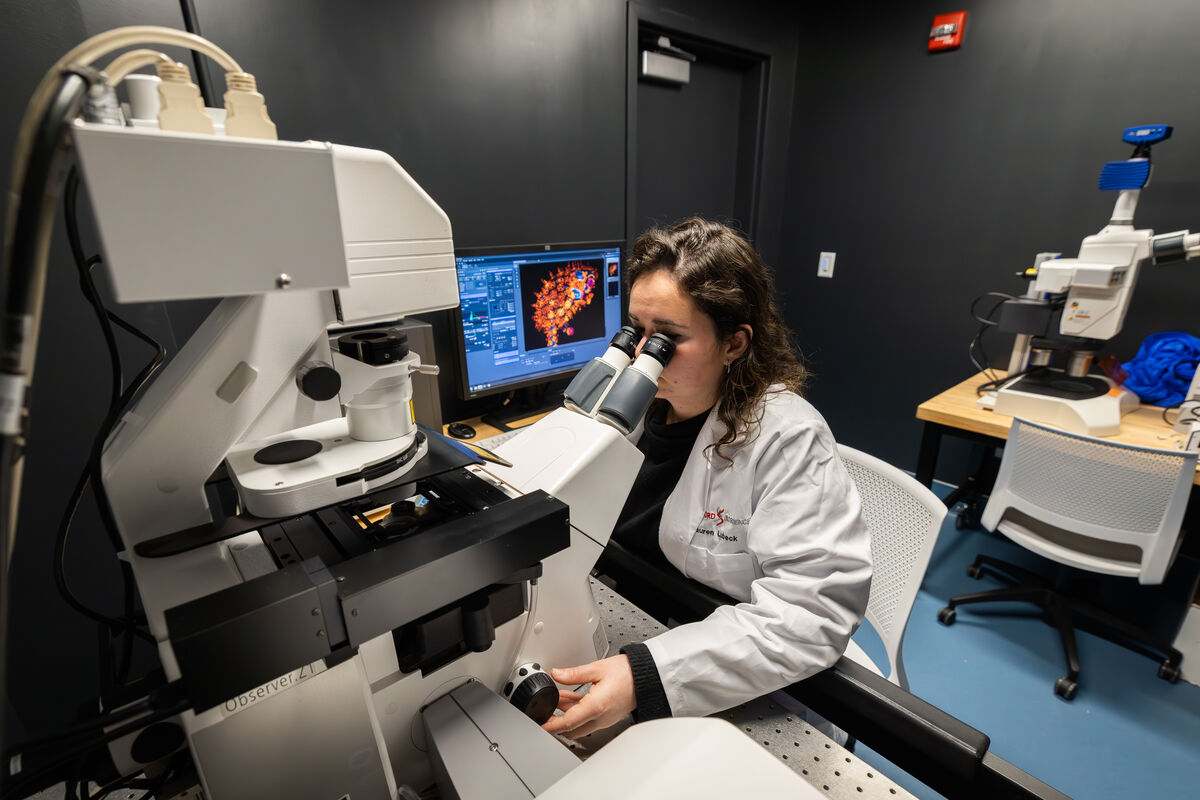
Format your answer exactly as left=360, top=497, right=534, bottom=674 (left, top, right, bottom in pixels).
left=540, top=655, right=636, bottom=739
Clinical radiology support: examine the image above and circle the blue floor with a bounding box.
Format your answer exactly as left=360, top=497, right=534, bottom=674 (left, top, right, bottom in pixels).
left=849, top=486, right=1200, bottom=800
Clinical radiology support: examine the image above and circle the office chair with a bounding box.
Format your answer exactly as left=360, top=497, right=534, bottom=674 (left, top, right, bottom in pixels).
left=938, top=417, right=1197, bottom=700
left=837, top=445, right=948, bottom=689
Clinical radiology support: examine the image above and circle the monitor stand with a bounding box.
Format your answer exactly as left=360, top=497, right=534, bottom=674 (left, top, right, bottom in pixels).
left=481, top=384, right=565, bottom=431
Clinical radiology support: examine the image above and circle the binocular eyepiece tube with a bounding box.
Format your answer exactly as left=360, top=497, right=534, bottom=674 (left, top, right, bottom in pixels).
left=594, top=333, right=675, bottom=434
left=563, top=326, right=640, bottom=416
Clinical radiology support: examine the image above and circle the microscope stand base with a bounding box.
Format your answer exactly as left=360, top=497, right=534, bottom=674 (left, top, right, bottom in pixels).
left=993, top=373, right=1138, bottom=436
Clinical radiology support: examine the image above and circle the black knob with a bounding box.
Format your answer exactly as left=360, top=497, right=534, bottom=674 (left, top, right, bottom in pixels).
left=509, top=671, right=559, bottom=724
left=296, top=362, right=341, bottom=401
left=337, top=329, right=410, bottom=365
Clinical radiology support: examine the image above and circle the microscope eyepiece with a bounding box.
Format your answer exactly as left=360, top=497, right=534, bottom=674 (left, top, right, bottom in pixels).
left=639, top=333, right=675, bottom=366
left=609, top=325, right=640, bottom=358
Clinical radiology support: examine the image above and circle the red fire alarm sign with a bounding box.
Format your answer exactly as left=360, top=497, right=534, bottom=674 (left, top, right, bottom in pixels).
left=929, top=11, right=966, bottom=51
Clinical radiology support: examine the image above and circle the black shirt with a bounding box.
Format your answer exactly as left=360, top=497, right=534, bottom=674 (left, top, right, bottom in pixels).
left=610, top=402, right=710, bottom=565
left=609, top=402, right=711, bottom=722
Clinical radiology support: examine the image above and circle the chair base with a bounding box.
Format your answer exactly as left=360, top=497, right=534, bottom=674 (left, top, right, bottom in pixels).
left=938, top=554, right=1184, bottom=699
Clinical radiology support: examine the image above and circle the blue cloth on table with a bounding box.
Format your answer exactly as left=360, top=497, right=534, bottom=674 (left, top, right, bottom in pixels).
left=1120, top=331, right=1200, bottom=407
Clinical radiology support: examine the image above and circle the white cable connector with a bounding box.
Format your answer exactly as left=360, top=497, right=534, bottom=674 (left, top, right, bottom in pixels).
left=154, top=61, right=214, bottom=134
left=102, top=49, right=174, bottom=85
left=1184, top=232, right=1200, bottom=259
left=223, top=72, right=277, bottom=140
left=9, top=25, right=243, bottom=222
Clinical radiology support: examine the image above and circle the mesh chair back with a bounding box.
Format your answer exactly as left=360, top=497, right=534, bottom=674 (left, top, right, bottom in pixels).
left=980, top=418, right=1197, bottom=584
left=838, top=445, right=947, bottom=689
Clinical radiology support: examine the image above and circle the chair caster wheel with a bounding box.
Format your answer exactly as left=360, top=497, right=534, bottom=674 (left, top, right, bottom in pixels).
left=955, top=502, right=982, bottom=530
left=1158, top=663, right=1181, bottom=683
left=1054, top=677, right=1077, bottom=700
left=966, top=564, right=983, bottom=579
left=937, top=607, right=956, bottom=625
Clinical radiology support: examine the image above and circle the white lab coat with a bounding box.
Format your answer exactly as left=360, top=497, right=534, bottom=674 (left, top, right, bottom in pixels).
left=637, top=387, right=872, bottom=718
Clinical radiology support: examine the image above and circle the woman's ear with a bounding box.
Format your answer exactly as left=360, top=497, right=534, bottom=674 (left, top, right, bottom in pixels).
left=725, top=324, right=752, bottom=363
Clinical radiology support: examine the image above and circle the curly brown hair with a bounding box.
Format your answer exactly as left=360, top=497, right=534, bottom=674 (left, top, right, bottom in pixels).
left=626, top=218, right=808, bottom=462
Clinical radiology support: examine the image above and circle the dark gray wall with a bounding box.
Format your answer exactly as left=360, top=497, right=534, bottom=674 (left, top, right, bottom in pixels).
left=778, top=0, right=1200, bottom=478
left=194, top=0, right=801, bottom=423
left=195, top=0, right=631, bottom=423
left=200, top=0, right=629, bottom=246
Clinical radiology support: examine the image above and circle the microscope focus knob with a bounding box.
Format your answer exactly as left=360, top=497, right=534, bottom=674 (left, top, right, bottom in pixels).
left=504, top=663, right=559, bottom=724
left=296, top=362, right=341, bottom=401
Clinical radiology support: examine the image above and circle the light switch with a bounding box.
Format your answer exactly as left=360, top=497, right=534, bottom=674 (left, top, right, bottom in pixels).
left=817, top=252, right=836, bottom=278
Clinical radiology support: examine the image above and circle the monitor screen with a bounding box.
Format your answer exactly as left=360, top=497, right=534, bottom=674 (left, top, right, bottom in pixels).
left=452, top=241, right=625, bottom=399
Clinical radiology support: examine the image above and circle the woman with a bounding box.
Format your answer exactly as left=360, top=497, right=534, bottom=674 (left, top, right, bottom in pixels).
left=541, top=218, right=872, bottom=740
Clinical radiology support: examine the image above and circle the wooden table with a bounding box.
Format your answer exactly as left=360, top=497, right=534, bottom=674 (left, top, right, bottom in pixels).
left=442, top=411, right=551, bottom=443
left=915, top=370, right=1199, bottom=488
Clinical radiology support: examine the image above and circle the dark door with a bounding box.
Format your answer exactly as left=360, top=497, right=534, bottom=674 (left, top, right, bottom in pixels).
left=632, top=26, right=767, bottom=238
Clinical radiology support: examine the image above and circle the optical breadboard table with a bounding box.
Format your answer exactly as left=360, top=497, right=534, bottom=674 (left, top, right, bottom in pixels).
left=577, top=579, right=915, bottom=800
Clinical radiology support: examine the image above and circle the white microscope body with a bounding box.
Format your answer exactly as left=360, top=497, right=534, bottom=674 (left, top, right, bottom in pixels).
left=990, top=125, right=1200, bottom=437
left=990, top=219, right=1147, bottom=436
left=71, top=121, right=652, bottom=796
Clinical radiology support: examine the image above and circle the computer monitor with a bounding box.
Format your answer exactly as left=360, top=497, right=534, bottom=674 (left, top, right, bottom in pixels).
left=452, top=241, right=625, bottom=417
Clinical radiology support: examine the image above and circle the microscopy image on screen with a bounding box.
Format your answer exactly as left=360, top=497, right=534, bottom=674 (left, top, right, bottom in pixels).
left=520, top=258, right=605, bottom=349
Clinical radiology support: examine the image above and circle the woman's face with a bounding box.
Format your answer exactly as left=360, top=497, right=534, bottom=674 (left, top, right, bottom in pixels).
left=628, top=270, right=730, bottom=421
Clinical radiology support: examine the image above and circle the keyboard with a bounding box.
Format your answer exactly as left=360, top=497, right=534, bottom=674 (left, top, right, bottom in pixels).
left=476, top=428, right=524, bottom=450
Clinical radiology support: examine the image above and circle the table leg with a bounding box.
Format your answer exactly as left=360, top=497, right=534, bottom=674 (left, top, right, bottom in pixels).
left=916, top=422, right=943, bottom=488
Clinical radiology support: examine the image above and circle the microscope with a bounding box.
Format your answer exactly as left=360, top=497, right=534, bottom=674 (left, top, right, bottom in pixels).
left=0, top=26, right=827, bottom=800
left=985, top=125, right=1200, bottom=436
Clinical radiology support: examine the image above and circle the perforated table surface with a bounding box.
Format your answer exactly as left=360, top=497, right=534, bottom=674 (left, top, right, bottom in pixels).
left=571, top=579, right=915, bottom=800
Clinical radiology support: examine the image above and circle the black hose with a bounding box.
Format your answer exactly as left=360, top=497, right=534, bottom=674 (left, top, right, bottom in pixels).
left=64, top=173, right=122, bottom=411
left=3, top=73, right=88, bottom=369
left=51, top=441, right=132, bottom=634
left=6, top=694, right=152, bottom=758
left=0, top=70, right=91, bottom=790
left=57, top=174, right=166, bottom=677
left=1, top=698, right=190, bottom=800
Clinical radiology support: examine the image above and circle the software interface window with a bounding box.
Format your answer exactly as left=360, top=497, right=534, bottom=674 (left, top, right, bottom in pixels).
left=455, top=245, right=623, bottom=396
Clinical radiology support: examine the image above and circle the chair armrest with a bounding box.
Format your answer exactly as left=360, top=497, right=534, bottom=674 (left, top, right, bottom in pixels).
left=788, top=657, right=987, bottom=786
left=789, top=660, right=1068, bottom=800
